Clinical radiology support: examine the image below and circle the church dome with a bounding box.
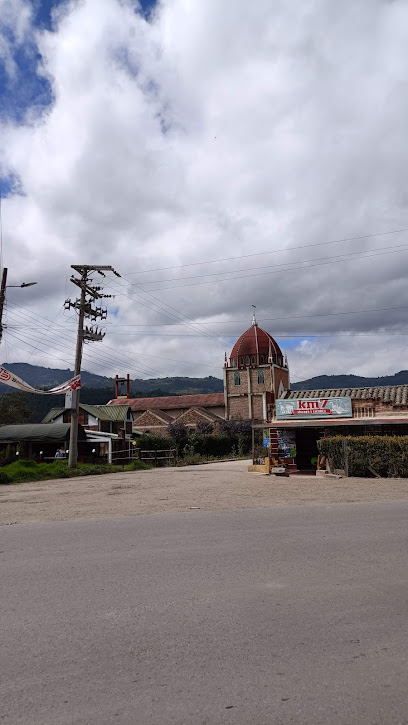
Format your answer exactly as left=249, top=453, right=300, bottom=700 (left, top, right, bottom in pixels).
left=230, top=318, right=284, bottom=368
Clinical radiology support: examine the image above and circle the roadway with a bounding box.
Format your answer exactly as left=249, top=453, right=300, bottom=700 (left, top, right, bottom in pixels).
left=1, top=502, right=408, bottom=724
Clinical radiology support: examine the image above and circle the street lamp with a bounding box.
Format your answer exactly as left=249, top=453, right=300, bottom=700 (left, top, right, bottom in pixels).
left=0, top=267, right=38, bottom=342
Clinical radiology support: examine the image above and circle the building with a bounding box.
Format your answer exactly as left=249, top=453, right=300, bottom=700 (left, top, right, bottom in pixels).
left=109, top=394, right=225, bottom=436
left=42, top=403, right=134, bottom=438
left=108, top=313, right=289, bottom=434
left=0, top=424, right=88, bottom=460
left=269, top=385, right=408, bottom=471
left=223, top=312, right=289, bottom=421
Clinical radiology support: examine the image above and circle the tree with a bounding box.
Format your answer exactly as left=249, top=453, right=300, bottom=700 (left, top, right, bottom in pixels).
left=0, top=392, right=30, bottom=425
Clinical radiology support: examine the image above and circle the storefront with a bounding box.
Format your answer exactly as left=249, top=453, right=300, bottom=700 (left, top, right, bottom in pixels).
left=254, top=393, right=408, bottom=472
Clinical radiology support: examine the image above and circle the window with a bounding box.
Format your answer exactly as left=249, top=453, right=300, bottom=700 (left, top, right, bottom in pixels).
left=259, top=355, right=264, bottom=364
left=258, top=370, right=264, bottom=384
left=246, top=356, right=250, bottom=365
left=234, top=372, right=241, bottom=386
left=240, top=356, right=244, bottom=366
left=251, top=356, right=255, bottom=365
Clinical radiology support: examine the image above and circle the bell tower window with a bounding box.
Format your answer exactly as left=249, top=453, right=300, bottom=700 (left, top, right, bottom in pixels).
left=234, top=372, right=241, bottom=386
left=257, top=370, right=264, bottom=384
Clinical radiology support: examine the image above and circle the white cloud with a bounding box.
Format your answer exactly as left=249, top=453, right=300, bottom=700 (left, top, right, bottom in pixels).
left=2, top=0, right=408, bottom=383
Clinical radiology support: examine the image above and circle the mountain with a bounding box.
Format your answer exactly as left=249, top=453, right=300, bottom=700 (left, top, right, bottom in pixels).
left=0, top=363, right=113, bottom=389
left=0, top=363, right=223, bottom=395
left=291, top=371, right=408, bottom=391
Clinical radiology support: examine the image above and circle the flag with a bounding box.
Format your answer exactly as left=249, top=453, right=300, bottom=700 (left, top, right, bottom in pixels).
left=0, top=367, right=81, bottom=395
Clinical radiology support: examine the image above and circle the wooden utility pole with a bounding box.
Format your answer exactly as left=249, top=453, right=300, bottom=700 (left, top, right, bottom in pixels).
left=0, top=268, right=37, bottom=344
left=66, top=265, right=120, bottom=467
left=0, top=267, right=7, bottom=344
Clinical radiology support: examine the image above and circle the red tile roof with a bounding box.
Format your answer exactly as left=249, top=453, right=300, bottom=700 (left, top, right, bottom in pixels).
left=109, top=393, right=225, bottom=412
left=133, top=409, right=175, bottom=423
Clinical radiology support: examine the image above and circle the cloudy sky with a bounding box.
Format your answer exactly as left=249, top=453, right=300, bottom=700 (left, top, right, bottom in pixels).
left=1, top=0, right=408, bottom=384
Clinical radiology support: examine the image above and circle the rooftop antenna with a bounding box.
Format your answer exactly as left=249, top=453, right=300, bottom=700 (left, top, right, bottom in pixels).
left=251, top=304, right=257, bottom=327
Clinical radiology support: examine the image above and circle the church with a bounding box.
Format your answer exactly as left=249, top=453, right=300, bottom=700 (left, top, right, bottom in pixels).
left=109, top=312, right=290, bottom=433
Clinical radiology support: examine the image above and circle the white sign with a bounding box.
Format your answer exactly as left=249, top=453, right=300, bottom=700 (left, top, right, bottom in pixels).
left=276, top=397, right=352, bottom=419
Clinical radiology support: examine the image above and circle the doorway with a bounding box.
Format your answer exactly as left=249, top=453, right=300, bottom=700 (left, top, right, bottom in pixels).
left=295, top=428, right=321, bottom=470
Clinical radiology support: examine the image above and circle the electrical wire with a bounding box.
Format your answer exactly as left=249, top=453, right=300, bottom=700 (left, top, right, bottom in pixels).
left=134, top=241, right=408, bottom=286
left=146, top=244, right=408, bottom=291
left=125, top=226, right=408, bottom=276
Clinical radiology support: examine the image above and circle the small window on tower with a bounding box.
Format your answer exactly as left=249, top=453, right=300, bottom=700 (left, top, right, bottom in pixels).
left=259, top=355, right=264, bottom=364
left=240, top=356, right=244, bottom=366
left=251, top=356, right=255, bottom=364
left=234, top=372, right=241, bottom=386
left=246, top=356, right=250, bottom=365
left=258, top=370, right=264, bottom=384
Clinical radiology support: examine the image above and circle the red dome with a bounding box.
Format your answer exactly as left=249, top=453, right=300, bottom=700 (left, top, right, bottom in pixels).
left=230, top=324, right=283, bottom=368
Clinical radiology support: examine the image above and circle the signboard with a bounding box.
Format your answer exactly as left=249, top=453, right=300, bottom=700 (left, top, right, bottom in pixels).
left=263, top=428, right=270, bottom=448
left=276, top=397, right=352, bottom=420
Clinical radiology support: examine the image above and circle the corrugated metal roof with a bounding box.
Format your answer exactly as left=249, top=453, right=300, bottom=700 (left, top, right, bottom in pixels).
left=109, top=393, right=225, bottom=411
left=0, top=424, right=87, bottom=442
left=41, top=408, right=64, bottom=424
left=282, top=385, right=408, bottom=404
left=42, top=404, right=131, bottom=424
left=81, top=404, right=131, bottom=422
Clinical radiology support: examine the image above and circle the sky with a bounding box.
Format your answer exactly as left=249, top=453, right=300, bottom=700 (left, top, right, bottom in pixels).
left=1, top=0, right=408, bottom=384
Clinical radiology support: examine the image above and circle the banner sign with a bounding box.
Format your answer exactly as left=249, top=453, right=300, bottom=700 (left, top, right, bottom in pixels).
left=276, top=397, right=352, bottom=420
left=0, top=367, right=81, bottom=395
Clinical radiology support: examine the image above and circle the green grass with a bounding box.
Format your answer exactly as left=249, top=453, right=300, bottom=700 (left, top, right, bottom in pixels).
left=0, top=458, right=151, bottom=485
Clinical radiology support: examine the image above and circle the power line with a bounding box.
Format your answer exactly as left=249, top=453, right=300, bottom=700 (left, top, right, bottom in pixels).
left=133, top=241, right=408, bottom=286
left=146, top=245, right=408, bottom=291
left=125, top=226, right=408, bottom=276
left=104, top=277, right=231, bottom=348
left=5, top=302, right=221, bottom=373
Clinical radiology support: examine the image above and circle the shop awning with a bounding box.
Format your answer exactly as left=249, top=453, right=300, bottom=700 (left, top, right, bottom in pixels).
left=0, top=424, right=87, bottom=442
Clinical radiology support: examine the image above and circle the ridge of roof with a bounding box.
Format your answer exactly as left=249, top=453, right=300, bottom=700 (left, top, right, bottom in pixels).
left=282, top=384, right=408, bottom=403
left=109, top=393, right=225, bottom=411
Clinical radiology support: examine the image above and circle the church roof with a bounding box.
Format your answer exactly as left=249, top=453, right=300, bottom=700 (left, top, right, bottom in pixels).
left=230, top=323, right=282, bottom=361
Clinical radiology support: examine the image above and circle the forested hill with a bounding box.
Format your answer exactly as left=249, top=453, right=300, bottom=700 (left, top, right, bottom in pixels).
left=291, top=371, right=408, bottom=391
left=0, top=363, right=224, bottom=395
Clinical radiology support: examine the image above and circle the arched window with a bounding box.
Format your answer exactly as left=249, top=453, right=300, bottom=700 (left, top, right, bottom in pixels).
left=259, top=355, right=264, bottom=364
left=251, top=356, right=255, bottom=365
left=240, top=356, right=244, bottom=366
left=246, top=355, right=250, bottom=365
left=257, top=370, right=264, bottom=385
left=234, top=372, right=241, bottom=386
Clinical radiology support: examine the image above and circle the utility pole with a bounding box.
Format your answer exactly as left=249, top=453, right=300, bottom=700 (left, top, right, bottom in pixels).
left=0, top=267, right=7, bottom=344
left=65, top=265, right=120, bottom=467
left=0, top=267, right=37, bottom=344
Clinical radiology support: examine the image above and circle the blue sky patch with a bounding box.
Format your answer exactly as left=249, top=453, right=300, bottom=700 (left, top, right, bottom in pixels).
left=0, top=173, right=23, bottom=198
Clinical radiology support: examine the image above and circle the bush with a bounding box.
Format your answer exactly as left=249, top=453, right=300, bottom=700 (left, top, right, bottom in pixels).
left=218, top=420, right=252, bottom=436
left=136, top=434, right=174, bottom=451
left=196, top=422, right=214, bottom=435
left=168, top=422, right=188, bottom=445
left=317, top=435, right=408, bottom=478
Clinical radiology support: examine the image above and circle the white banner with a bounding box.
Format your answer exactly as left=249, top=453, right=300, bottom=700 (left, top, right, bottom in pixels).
left=0, top=367, right=81, bottom=395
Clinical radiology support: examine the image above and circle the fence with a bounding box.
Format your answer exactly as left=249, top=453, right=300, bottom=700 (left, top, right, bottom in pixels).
left=139, top=449, right=177, bottom=466
left=110, top=447, right=177, bottom=467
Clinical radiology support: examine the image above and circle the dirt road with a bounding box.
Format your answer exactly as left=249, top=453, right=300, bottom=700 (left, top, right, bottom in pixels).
left=1, top=460, right=408, bottom=525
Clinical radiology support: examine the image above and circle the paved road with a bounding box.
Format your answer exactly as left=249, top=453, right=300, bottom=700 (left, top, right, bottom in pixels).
left=1, top=503, right=408, bottom=724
